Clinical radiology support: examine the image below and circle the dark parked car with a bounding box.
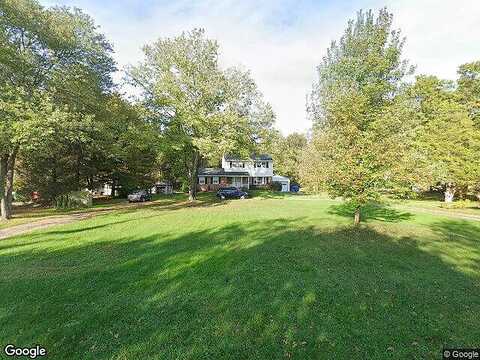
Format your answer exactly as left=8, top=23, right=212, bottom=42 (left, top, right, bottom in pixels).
left=127, top=190, right=151, bottom=203
left=216, top=187, right=248, bottom=200
left=290, top=184, right=300, bottom=193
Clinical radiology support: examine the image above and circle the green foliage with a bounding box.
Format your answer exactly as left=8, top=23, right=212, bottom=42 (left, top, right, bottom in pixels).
left=0, top=0, right=116, bottom=215
left=302, top=8, right=414, bottom=222
left=270, top=181, right=283, bottom=192
left=457, top=61, right=480, bottom=125
left=261, top=131, right=307, bottom=183
left=440, top=199, right=478, bottom=209
left=128, top=29, right=275, bottom=199
left=410, top=76, right=480, bottom=197
left=54, top=190, right=92, bottom=209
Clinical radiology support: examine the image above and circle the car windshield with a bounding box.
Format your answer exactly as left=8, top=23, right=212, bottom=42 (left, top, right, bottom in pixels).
left=133, top=191, right=145, bottom=195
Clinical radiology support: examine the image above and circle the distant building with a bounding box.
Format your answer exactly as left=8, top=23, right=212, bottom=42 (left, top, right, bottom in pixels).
left=198, top=154, right=289, bottom=191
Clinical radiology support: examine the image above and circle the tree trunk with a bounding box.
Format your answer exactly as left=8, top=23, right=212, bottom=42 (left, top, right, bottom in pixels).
left=188, top=151, right=199, bottom=202
left=5, top=157, right=15, bottom=215
left=111, top=178, right=117, bottom=198
left=354, top=206, right=361, bottom=226
left=2, top=147, right=18, bottom=220
left=444, top=183, right=455, bottom=203
left=0, top=155, right=7, bottom=220
left=75, top=146, right=82, bottom=190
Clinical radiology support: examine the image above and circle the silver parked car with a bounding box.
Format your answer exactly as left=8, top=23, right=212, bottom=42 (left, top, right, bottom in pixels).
left=127, top=190, right=151, bottom=203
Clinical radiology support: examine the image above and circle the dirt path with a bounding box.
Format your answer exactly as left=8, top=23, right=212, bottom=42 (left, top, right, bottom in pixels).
left=0, top=213, right=92, bottom=240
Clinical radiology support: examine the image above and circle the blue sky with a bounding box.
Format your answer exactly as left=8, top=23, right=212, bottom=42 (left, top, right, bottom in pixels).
left=41, top=0, right=480, bottom=134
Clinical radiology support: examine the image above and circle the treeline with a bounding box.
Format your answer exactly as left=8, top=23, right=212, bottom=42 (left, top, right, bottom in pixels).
left=298, top=9, right=480, bottom=224
left=2, top=2, right=478, bottom=224
left=0, top=0, right=163, bottom=219
left=0, top=0, right=283, bottom=220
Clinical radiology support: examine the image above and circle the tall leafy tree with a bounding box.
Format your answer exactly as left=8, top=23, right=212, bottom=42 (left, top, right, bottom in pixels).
left=129, top=29, right=274, bottom=200
left=303, top=8, right=414, bottom=224
left=0, top=0, right=115, bottom=218
left=457, top=61, right=480, bottom=199
left=410, top=76, right=480, bottom=202
left=457, top=61, right=480, bottom=126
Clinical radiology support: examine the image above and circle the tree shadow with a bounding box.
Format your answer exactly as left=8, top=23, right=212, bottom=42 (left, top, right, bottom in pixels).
left=1, top=217, right=479, bottom=359
left=329, top=202, right=414, bottom=223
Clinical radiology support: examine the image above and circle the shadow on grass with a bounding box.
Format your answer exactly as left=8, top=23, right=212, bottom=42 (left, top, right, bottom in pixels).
left=1, top=217, right=479, bottom=359
left=329, top=202, right=414, bottom=223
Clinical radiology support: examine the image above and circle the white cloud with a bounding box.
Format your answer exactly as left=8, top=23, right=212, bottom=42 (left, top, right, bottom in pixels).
left=40, top=0, right=480, bottom=134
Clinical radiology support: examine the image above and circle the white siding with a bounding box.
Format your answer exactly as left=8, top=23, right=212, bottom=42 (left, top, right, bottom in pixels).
left=221, top=156, right=273, bottom=177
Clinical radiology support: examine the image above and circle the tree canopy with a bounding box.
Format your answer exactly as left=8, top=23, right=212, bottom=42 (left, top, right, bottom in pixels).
left=128, top=29, right=274, bottom=200
left=302, top=8, right=414, bottom=224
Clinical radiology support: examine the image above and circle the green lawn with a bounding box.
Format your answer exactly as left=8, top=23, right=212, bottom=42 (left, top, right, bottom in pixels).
left=0, top=193, right=479, bottom=359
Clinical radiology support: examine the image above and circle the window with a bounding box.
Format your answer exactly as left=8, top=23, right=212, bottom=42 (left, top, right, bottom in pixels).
left=199, top=176, right=205, bottom=185
left=230, top=161, right=244, bottom=168
left=254, top=161, right=269, bottom=168
left=254, top=177, right=263, bottom=185
left=213, top=176, right=219, bottom=184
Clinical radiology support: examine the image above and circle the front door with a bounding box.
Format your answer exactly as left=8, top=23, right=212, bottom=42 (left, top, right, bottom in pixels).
left=232, top=177, right=242, bottom=188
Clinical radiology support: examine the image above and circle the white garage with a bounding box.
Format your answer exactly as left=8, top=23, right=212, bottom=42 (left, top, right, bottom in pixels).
left=272, top=175, right=291, bottom=192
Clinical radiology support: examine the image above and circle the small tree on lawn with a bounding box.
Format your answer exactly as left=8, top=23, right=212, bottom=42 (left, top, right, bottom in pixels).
left=303, top=8, right=414, bottom=225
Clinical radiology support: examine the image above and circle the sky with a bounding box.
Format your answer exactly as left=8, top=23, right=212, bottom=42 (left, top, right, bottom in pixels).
left=41, top=0, right=480, bottom=135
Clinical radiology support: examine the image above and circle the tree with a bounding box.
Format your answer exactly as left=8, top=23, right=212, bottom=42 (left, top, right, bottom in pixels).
left=410, top=76, right=480, bottom=202
left=14, top=93, right=159, bottom=202
left=303, top=8, right=414, bottom=225
left=261, top=131, right=307, bottom=183
left=129, top=29, right=274, bottom=200
left=457, top=61, right=480, bottom=200
left=457, top=61, right=480, bottom=126
left=0, top=0, right=115, bottom=218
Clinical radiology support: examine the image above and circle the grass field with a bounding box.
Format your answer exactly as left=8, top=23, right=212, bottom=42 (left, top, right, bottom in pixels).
left=0, top=193, right=479, bottom=359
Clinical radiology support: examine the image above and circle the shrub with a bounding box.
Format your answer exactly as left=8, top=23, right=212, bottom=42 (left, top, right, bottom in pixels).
left=440, top=199, right=478, bottom=209
left=270, top=181, right=283, bottom=192
left=55, top=191, right=93, bottom=209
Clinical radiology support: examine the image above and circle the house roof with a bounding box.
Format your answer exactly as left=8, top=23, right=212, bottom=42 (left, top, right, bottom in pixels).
left=272, top=175, right=290, bottom=182
left=224, top=154, right=273, bottom=161
left=198, top=168, right=249, bottom=176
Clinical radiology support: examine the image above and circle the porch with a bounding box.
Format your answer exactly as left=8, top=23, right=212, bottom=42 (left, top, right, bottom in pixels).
left=197, top=168, right=251, bottom=192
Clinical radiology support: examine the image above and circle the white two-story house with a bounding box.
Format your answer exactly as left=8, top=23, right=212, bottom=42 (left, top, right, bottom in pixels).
left=198, top=154, right=273, bottom=191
